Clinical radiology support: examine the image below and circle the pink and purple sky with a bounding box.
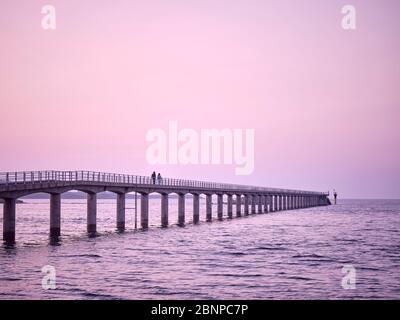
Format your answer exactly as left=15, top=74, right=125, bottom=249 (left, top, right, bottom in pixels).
left=0, top=0, right=399, bottom=198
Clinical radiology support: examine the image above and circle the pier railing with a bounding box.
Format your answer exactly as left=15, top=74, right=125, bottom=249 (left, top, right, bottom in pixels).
left=0, top=170, right=327, bottom=195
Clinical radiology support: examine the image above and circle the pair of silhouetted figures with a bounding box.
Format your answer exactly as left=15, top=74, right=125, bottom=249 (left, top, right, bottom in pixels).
left=151, top=171, right=162, bottom=184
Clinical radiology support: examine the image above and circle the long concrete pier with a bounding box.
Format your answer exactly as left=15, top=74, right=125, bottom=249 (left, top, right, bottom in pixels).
left=0, top=171, right=330, bottom=243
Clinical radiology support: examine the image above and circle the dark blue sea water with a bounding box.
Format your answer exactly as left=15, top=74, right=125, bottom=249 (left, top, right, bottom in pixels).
left=0, top=199, right=399, bottom=299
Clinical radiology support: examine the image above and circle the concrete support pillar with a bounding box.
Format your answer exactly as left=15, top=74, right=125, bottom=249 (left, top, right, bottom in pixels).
left=272, top=195, right=276, bottom=212
left=244, top=195, right=249, bottom=215
left=161, top=193, right=169, bottom=227
left=217, top=194, right=223, bottom=220
left=251, top=195, right=256, bottom=214
left=116, top=193, right=126, bottom=231
left=87, top=193, right=97, bottom=233
left=227, top=194, right=233, bottom=219
left=258, top=195, right=263, bottom=214
left=280, top=195, right=284, bottom=211
left=206, top=194, right=212, bottom=222
left=236, top=194, right=242, bottom=217
left=178, top=194, right=185, bottom=226
left=289, top=196, right=293, bottom=210
left=262, top=195, right=266, bottom=213
left=141, top=193, right=149, bottom=229
left=272, top=195, right=275, bottom=211
left=264, top=195, right=268, bottom=213
left=3, top=198, right=16, bottom=243
left=267, top=196, right=271, bottom=212
left=50, top=193, right=61, bottom=237
left=193, top=194, right=200, bottom=224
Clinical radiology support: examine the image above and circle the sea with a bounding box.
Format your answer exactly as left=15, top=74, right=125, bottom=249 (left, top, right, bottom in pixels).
left=0, top=198, right=399, bottom=299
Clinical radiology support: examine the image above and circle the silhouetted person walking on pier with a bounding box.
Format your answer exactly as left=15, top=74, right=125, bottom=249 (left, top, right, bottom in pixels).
left=151, top=171, right=156, bottom=184
left=333, top=189, right=338, bottom=205
left=157, top=173, right=162, bottom=184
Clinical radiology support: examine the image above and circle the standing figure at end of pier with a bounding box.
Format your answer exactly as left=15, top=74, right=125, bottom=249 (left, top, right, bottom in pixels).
left=333, top=190, right=338, bottom=205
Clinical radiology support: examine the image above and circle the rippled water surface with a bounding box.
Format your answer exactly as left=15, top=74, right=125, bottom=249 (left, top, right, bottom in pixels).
left=0, top=199, right=399, bottom=299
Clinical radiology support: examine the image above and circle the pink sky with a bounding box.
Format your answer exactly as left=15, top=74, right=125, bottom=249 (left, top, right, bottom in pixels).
left=0, top=0, right=399, bottom=198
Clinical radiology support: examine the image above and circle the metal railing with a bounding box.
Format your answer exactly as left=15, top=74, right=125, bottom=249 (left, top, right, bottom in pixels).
left=0, top=170, right=328, bottom=195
